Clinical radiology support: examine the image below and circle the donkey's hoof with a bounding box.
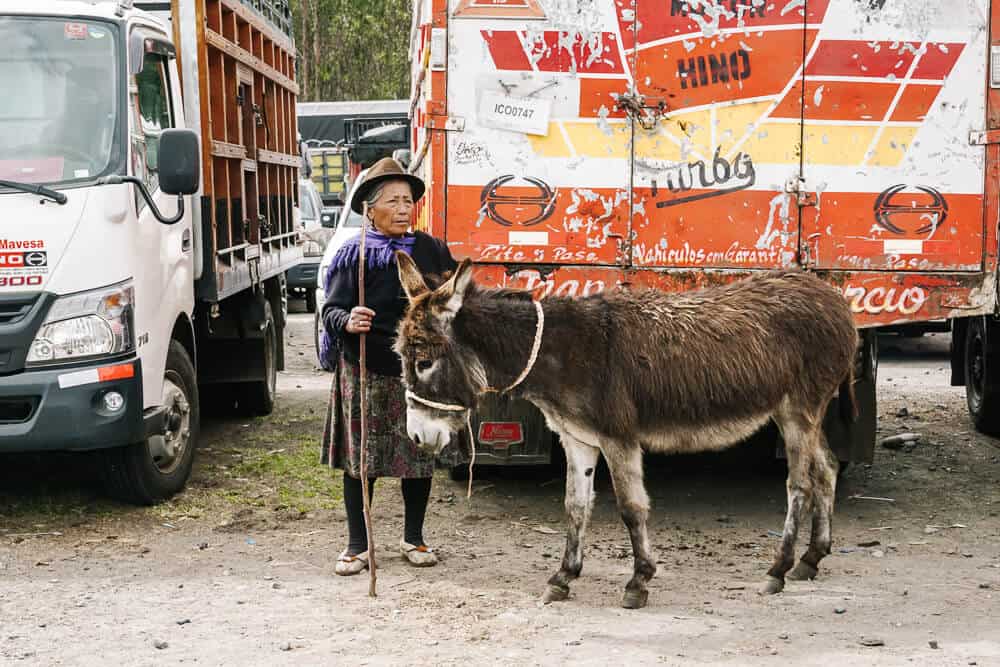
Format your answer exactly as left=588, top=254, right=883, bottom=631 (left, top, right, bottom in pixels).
left=541, top=584, right=570, bottom=604
left=758, top=576, right=785, bottom=595
left=787, top=561, right=819, bottom=581
left=621, top=588, right=649, bottom=609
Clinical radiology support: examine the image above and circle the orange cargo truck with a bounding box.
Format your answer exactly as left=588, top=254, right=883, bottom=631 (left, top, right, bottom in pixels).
left=407, top=0, right=1000, bottom=469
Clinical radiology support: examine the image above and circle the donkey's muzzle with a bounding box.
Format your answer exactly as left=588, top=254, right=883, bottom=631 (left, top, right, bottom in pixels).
left=406, top=408, right=452, bottom=455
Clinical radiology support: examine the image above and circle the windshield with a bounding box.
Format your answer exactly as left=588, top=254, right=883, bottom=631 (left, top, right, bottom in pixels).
left=299, top=184, right=318, bottom=221
left=0, top=17, right=120, bottom=188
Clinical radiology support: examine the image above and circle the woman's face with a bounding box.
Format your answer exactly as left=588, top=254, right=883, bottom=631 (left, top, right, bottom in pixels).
left=369, top=180, right=414, bottom=237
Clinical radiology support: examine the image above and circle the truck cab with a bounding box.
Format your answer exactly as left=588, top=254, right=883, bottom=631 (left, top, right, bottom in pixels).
left=0, top=0, right=300, bottom=503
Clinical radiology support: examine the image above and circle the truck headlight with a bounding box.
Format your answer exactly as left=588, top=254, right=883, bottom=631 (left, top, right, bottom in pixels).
left=26, top=282, right=135, bottom=366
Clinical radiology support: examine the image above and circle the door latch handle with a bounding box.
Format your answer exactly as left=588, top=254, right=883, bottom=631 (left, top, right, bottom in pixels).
left=615, top=94, right=668, bottom=131
left=181, top=229, right=192, bottom=253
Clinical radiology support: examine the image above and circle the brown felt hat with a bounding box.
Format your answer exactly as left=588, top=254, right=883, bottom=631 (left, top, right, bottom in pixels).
left=350, top=157, right=426, bottom=214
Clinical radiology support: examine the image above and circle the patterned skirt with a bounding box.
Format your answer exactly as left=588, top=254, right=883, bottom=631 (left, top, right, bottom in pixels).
left=322, top=354, right=470, bottom=478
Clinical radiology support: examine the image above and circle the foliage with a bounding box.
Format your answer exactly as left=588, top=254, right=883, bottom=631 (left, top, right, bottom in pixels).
left=291, top=0, right=413, bottom=102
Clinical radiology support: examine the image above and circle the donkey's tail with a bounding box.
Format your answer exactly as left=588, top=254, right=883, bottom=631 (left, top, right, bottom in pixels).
left=838, top=367, right=858, bottom=423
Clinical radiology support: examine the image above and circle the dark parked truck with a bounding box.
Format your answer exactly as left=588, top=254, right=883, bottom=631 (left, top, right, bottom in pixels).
left=0, top=0, right=301, bottom=503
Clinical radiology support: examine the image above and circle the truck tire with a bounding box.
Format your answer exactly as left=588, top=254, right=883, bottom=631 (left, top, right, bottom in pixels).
left=964, top=316, right=1000, bottom=435
left=101, top=341, right=200, bottom=505
left=237, top=300, right=277, bottom=416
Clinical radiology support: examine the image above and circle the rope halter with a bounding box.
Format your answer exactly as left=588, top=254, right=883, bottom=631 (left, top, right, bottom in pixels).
left=404, top=299, right=545, bottom=498
left=404, top=298, right=544, bottom=411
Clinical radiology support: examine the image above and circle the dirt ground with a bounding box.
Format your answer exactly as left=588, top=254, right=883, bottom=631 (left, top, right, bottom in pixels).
left=2, top=307, right=999, bottom=666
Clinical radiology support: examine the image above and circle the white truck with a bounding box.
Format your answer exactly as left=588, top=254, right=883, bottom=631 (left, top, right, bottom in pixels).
left=0, top=0, right=301, bottom=503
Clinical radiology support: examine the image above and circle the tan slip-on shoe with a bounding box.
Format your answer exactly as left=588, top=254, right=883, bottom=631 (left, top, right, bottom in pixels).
left=400, top=541, right=438, bottom=567
left=335, top=550, right=370, bottom=576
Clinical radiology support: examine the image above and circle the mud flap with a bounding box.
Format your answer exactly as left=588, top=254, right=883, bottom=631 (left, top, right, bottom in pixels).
left=825, top=329, right=878, bottom=465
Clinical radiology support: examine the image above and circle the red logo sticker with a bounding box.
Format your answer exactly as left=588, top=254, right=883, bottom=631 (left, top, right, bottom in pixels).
left=64, top=23, right=88, bottom=40
left=477, top=421, right=524, bottom=448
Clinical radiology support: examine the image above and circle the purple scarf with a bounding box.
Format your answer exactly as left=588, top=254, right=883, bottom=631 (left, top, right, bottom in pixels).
left=318, top=230, right=416, bottom=371
left=328, top=229, right=416, bottom=275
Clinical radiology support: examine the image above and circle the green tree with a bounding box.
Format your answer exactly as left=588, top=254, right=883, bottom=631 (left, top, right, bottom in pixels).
left=292, top=0, right=413, bottom=101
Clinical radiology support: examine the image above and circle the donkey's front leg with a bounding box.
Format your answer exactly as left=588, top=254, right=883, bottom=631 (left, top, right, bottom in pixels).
left=542, top=437, right=600, bottom=604
left=605, top=444, right=656, bottom=609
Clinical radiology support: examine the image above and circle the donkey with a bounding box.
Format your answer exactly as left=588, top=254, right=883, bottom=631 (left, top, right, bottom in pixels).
left=394, top=253, right=858, bottom=609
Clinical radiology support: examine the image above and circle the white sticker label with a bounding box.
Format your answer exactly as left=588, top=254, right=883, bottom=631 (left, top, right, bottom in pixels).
left=883, top=239, right=924, bottom=255
left=509, top=231, right=549, bottom=246
left=478, top=92, right=552, bottom=136
left=58, top=369, right=99, bottom=389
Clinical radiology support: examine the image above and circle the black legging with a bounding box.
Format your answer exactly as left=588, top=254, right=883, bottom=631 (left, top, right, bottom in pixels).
left=343, top=472, right=432, bottom=554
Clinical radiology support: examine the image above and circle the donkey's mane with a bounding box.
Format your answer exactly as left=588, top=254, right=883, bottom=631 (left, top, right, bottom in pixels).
left=469, top=284, right=535, bottom=302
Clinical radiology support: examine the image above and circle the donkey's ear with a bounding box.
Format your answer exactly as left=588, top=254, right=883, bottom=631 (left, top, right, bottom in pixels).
left=396, top=251, right=429, bottom=300
left=438, top=257, right=474, bottom=314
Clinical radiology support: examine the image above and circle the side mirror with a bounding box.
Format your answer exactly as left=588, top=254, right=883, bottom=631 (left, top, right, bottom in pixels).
left=158, top=129, right=200, bottom=195
left=321, top=211, right=338, bottom=228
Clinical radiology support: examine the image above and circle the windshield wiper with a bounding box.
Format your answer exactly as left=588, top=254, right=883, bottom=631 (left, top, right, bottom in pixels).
left=0, top=179, right=68, bottom=205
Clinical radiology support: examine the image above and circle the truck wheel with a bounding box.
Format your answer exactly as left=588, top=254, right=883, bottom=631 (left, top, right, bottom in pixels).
left=237, top=301, right=277, bottom=416
left=305, top=290, right=317, bottom=313
left=449, top=464, right=470, bottom=481
left=965, top=316, right=1000, bottom=435
left=101, top=341, right=200, bottom=505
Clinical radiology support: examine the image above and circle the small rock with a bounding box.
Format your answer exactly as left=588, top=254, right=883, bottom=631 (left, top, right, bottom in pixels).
left=979, top=583, right=991, bottom=589
left=859, top=637, right=885, bottom=647
left=716, top=515, right=732, bottom=523
left=872, top=550, right=885, bottom=558
left=778, top=633, right=789, bottom=640
left=154, top=640, right=168, bottom=650
left=834, top=607, right=847, bottom=614
left=881, top=433, right=920, bottom=450
left=280, top=643, right=293, bottom=652
left=895, top=407, right=910, bottom=418
left=962, top=552, right=974, bottom=558
left=176, top=619, right=191, bottom=626
left=770, top=648, right=779, bottom=655
left=139, top=546, right=151, bottom=555
left=272, top=582, right=283, bottom=590
left=566, top=640, right=582, bottom=646
left=929, top=640, right=939, bottom=649
left=858, top=540, right=880, bottom=548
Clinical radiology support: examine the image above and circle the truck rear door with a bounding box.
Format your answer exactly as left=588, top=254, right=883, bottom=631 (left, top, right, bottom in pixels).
left=627, top=1, right=828, bottom=271
left=797, top=1, right=986, bottom=274
left=445, top=12, right=632, bottom=268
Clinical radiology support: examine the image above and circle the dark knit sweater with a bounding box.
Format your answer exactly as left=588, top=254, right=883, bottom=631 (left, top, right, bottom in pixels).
left=322, top=231, right=457, bottom=377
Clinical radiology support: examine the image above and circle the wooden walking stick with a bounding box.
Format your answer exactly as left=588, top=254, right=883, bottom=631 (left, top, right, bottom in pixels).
left=358, top=201, right=377, bottom=597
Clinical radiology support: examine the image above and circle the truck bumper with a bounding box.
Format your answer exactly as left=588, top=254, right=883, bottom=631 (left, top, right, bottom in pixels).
left=286, top=260, right=321, bottom=291
left=0, top=358, right=145, bottom=453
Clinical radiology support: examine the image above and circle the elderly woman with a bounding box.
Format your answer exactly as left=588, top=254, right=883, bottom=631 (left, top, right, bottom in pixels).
left=321, top=158, right=468, bottom=576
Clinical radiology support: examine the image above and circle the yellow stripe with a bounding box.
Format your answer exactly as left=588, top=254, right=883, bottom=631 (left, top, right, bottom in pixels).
left=528, top=116, right=914, bottom=167
left=867, top=126, right=918, bottom=167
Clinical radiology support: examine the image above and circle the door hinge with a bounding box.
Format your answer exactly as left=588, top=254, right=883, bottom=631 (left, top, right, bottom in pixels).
left=425, top=114, right=465, bottom=132
left=785, top=176, right=817, bottom=207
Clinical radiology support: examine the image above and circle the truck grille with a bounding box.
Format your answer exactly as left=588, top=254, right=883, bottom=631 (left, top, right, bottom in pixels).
left=0, top=397, right=37, bottom=424
left=0, top=296, right=34, bottom=326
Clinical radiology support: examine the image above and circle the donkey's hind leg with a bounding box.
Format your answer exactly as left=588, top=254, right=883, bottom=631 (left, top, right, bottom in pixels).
left=542, top=436, right=601, bottom=604
left=604, top=443, right=656, bottom=609
left=788, top=435, right=839, bottom=581
left=761, top=410, right=821, bottom=595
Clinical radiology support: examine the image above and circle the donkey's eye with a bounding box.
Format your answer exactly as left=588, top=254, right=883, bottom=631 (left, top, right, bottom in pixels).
left=416, top=359, right=433, bottom=372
